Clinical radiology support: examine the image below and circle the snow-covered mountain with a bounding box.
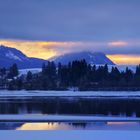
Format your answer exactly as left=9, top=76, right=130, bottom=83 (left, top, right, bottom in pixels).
left=0, top=45, right=48, bottom=69
left=50, top=52, right=115, bottom=65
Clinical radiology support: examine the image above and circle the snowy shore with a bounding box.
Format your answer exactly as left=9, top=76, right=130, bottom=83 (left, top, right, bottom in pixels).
left=1, top=130, right=140, bottom=140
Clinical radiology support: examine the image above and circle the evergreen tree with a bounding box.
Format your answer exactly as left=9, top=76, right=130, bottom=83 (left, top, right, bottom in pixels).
left=26, top=71, right=33, bottom=81
left=8, top=64, right=19, bottom=78
left=109, top=67, right=120, bottom=86
left=124, top=67, right=133, bottom=86
left=134, top=65, right=140, bottom=86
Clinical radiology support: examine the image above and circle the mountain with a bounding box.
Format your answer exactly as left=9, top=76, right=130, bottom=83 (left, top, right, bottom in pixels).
left=50, top=51, right=115, bottom=65
left=0, top=45, right=48, bottom=69
left=0, top=45, right=115, bottom=69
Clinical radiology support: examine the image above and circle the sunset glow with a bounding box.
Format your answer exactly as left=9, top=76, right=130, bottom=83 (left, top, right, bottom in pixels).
left=16, top=123, right=58, bottom=130
left=0, top=39, right=140, bottom=64
left=107, top=55, right=140, bottom=65
left=0, top=39, right=84, bottom=59
left=0, top=40, right=56, bottom=59
left=16, top=123, right=68, bottom=130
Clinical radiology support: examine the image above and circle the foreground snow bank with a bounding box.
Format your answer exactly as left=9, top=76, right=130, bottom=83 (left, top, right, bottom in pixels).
left=0, top=130, right=140, bottom=140
left=0, top=90, right=140, bottom=98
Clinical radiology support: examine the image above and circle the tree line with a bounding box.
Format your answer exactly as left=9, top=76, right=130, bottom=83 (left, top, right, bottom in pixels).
left=0, top=60, right=140, bottom=90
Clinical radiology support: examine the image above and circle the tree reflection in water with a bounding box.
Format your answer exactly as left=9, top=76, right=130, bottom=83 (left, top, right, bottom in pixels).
left=0, top=98, right=140, bottom=117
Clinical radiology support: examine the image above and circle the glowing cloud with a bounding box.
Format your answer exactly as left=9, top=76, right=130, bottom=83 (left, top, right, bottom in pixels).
left=108, top=41, right=128, bottom=46
left=107, top=54, right=140, bottom=65
left=0, top=39, right=83, bottom=59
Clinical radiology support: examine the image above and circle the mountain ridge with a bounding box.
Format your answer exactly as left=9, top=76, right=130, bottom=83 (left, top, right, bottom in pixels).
left=0, top=45, right=48, bottom=69
left=0, top=45, right=115, bottom=69
left=50, top=51, right=115, bottom=65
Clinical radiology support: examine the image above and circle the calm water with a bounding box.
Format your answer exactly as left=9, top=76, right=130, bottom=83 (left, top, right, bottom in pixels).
left=0, top=96, right=140, bottom=130
left=0, top=97, right=140, bottom=117
left=0, top=122, right=139, bottom=130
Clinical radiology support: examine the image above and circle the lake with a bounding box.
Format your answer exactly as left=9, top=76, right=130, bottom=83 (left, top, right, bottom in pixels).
left=0, top=90, right=140, bottom=130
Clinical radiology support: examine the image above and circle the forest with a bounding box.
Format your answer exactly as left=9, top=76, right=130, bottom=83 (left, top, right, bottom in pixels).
left=0, top=60, right=140, bottom=91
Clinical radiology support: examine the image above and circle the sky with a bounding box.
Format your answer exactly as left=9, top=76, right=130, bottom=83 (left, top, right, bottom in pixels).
left=0, top=0, right=140, bottom=64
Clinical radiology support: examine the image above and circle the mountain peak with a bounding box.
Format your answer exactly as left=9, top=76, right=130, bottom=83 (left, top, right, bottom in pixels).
left=0, top=45, right=48, bottom=69
left=0, top=45, right=27, bottom=59
left=50, top=51, right=115, bottom=65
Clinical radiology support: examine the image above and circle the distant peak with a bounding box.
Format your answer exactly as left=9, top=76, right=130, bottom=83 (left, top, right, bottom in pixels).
left=50, top=51, right=115, bottom=65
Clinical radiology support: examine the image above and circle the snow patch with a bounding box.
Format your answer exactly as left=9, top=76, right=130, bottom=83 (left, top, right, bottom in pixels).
left=19, top=68, right=42, bottom=75
left=6, top=51, right=22, bottom=61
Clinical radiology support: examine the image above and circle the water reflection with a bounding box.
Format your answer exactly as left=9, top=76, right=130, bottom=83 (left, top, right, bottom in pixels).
left=0, top=122, right=139, bottom=130
left=0, top=97, right=140, bottom=130
left=0, top=98, right=140, bottom=117
left=17, top=123, right=72, bottom=130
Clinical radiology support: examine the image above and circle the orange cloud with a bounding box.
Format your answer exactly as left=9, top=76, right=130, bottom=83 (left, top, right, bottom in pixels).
left=0, top=39, right=82, bottom=59
left=107, top=54, right=140, bottom=64
left=108, top=41, right=128, bottom=46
